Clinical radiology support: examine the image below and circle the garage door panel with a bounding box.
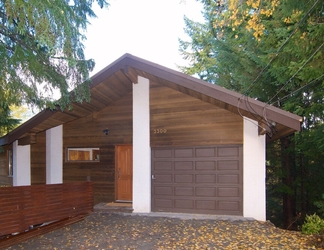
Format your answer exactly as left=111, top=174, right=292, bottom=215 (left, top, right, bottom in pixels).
left=195, top=161, right=216, bottom=170
left=195, top=147, right=216, bottom=157
left=217, top=147, right=239, bottom=157
left=154, top=149, right=173, bottom=158
left=154, top=198, right=173, bottom=208
left=174, top=161, right=193, bottom=170
left=175, top=199, right=194, bottom=209
left=195, top=187, right=216, bottom=197
left=218, top=200, right=240, bottom=211
left=174, top=148, right=194, bottom=158
left=196, top=200, right=216, bottom=210
left=196, top=174, right=216, bottom=183
left=218, top=160, right=239, bottom=170
left=154, top=186, right=173, bottom=196
left=175, top=187, right=194, bottom=196
left=155, top=174, right=173, bottom=183
left=217, top=174, right=240, bottom=184
left=218, top=187, right=240, bottom=197
left=153, top=161, right=172, bottom=170
left=175, top=174, right=194, bottom=183
left=152, top=145, right=243, bottom=215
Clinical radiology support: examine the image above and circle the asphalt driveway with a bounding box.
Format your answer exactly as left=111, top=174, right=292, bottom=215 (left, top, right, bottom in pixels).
left=5, top=212, right=316, bottom=249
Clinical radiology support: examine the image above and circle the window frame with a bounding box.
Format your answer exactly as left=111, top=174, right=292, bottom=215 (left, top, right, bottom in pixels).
left=66, top=147, right=100, bottom=162
left=7, top=149, right=13, bottom=177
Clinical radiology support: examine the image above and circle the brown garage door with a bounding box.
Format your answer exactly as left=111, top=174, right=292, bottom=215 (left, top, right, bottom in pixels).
left=151, top=145, right=243, bottom=215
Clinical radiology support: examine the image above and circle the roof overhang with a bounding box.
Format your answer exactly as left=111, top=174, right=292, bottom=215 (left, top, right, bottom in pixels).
left=0, top=53, right=302, bottom=146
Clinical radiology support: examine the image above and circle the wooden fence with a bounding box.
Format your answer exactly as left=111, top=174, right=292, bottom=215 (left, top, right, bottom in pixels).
left=0, top=182, right=93, bottom=237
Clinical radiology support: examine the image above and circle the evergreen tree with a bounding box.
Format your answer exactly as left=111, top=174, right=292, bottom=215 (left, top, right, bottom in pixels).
left=0, top=0, right=109, bottom=128
left=180, top=0, right=324, bottom=229
left=0, top=103, right=20, bottom=137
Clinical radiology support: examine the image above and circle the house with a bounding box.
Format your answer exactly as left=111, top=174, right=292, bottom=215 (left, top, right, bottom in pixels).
left=0, top=54, right=302, bottom=221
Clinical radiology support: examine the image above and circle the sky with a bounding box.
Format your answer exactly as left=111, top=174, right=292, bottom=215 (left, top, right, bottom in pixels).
left=84, top=0, right=204, bottom=76
left=21, top=0, right=205, bottom=119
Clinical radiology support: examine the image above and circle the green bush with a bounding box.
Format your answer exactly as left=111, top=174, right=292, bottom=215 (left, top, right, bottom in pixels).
left=301, top=214, right=324, bottom=235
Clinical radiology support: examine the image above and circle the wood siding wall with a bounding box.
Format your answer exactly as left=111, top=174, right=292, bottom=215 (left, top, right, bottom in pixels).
left=150, top=82, right=243, bottom=146
left=0, top=81, right=243, bottom=204
left=63, top=92, right=133, bottom=204
left=31, top=131, right=46, bottom=184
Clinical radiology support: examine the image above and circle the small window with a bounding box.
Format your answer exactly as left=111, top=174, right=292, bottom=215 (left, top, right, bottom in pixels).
left=67, top=148, right=100, bottom=162
left=7, top=149, right=13, bottom=176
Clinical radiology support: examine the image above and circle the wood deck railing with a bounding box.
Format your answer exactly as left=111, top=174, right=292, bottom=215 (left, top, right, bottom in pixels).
left=0, top=182, right=93, bottom=237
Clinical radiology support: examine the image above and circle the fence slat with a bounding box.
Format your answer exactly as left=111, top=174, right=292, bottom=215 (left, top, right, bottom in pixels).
left=0, top=182, right=93, bottom=236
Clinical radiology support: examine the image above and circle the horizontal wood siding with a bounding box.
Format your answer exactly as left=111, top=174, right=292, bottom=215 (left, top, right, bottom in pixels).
left=0, top=182, right=93, bottom=236
left=63, top=146, right=115, bottom=204
left=150, top=82, right=243, bottom=147
left=0, top=81, right=244, bottom=205
left=31, top=131, right=46, bottom=185
left=63, top=92, right=133, bottom=204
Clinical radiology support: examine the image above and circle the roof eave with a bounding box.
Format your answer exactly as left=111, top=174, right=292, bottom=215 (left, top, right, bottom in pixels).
left=0, top=109, right=58, bottom=146
left=0, top=54, right=303, bottom=146
left=119, top=54, right=302, bottom=133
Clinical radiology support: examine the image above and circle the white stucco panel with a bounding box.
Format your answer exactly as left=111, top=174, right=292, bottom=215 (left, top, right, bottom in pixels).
left=46, top=125, right=63, bottom=184
left=243, top=117, right=266, bottom=221
left=133, top=76, right=151, bottom=213
left=13, top=140, right=31, bottom=186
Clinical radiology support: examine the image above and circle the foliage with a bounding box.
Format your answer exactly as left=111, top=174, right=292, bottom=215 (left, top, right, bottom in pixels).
left=302, top=214, right=324, bottom=235
left=212, top=0, right=281, bottom=41
left=0, top=0, right=108, bottom=133
left=266, top=140, right=284, bottom=227
left=0, top=104, right=30, bottom=137
left=9, top=105, right=29, bottom=123
left=179, top=0, right=324, bottom=228
left=314, top=194, right=324, bottom=218
left=0, top=102, right=20, bottom=137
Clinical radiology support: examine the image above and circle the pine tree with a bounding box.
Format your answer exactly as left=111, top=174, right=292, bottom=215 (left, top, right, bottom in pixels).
left=0, top=0, right=108, bottom=122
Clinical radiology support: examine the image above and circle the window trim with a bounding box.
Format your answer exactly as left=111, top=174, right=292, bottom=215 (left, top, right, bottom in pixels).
left=7, top=149, right=13, bottom=177
left=66, top=147, right=100, bottom=162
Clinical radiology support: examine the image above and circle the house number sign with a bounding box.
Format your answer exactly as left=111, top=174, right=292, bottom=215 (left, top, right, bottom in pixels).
left=153, top=128, right=167, bottom=134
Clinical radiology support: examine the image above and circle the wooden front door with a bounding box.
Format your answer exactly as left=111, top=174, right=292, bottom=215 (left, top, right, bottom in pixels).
left=116, top=145, right=133, bottom=201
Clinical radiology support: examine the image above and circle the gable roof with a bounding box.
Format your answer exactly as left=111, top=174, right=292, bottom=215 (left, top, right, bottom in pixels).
left=0, top=53, right=302, bottom=146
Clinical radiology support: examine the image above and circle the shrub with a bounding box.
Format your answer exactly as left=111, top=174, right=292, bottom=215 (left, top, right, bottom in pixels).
left=301, top=214, right=324, bottom=235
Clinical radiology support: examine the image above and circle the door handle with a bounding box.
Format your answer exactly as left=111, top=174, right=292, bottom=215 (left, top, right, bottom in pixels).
left=152, top=175, right=156, bottom=180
